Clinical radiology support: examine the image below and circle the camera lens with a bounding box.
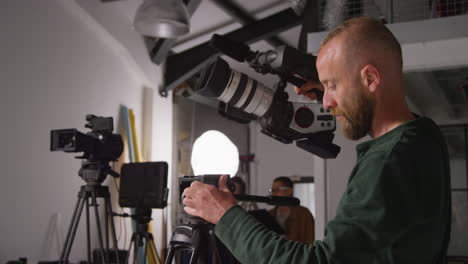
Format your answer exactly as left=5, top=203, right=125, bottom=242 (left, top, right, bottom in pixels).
left=294, top=107, right=314, bottom=128
left=196, top=57, right=274, bottom=118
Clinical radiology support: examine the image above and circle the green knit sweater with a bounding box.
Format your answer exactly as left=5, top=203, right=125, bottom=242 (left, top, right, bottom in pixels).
left=215, top=117, right=451, bottom=264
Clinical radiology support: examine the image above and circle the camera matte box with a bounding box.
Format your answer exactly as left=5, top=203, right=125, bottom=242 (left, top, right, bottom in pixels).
left=119, top=162, right=168, bottom=209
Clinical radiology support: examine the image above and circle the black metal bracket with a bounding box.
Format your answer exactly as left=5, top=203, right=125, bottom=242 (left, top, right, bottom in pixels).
left=159, top=8, right=303, bottom=97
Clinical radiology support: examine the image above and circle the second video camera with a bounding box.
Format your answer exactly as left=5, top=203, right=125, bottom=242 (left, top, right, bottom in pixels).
left=195, top=35, right=340, bottom=158
left=50, top=114, right=123, bottom=162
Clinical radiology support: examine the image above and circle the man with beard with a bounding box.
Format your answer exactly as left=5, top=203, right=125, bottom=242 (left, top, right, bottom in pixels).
left=182, top=17, right=451, bottom=263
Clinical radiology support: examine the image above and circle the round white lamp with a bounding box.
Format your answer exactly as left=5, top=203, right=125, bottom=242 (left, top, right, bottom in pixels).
left=191, top=130, right=239, bottom=177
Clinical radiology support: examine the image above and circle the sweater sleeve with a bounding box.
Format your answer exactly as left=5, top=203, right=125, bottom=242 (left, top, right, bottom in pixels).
left=215, top=205, right=329, bottom=264
left=214, top=152, right=432, bottom=264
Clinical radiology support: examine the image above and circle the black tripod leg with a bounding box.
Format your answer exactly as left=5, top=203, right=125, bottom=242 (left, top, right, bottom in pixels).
left=189, top=248, right=200, bottom=264
left=105, top=197, right=109, bottom=250
left=60, top=195, right=81, bottom=262
left=125, top=234, right=136, bottom=264
left=92, top=191, right=107, bottom=264
left=60, top=194, right=86, bottom=263
left=86, top=197, right=92, bottom=263
left=133, top=234, right=140, bottom=264
left=165, top=246, right=175, bottom=264
left=61, top=195, right=85, bottom=263
left=106, top=196, right=121, bottom=264
left=208, top=229, right=222, bottom=264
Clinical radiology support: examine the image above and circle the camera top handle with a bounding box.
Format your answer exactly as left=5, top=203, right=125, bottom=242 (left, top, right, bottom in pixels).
left=210, top=34, right=324, bottom=101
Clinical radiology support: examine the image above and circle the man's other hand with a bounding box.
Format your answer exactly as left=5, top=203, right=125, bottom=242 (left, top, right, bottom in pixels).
left=294, top=81, right=324, bottom=101
left=183, top=175, right=237, bottom=224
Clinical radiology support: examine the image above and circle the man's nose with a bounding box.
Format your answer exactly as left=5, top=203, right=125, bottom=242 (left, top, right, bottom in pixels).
left=322, top=90, right=336, bottom=110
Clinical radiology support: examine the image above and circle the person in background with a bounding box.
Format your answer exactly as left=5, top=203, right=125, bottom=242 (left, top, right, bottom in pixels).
left=269, top=176, right=315, bottom=244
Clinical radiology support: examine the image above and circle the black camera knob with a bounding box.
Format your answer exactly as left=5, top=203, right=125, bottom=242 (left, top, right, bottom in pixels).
left=295, top=107, right=314, bottom=128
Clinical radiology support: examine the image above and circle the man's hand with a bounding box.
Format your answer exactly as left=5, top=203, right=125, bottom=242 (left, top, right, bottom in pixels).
left=294, top=81, right=324, bottom=101
left=183, top=175, right=237, bottom=224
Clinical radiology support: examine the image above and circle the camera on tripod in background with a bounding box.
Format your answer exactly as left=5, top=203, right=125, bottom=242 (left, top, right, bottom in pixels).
left=50, top=114, right=123, bottom=184
left=195, top=34, right=341, bottom=159
left=49, top=114, right=124, bottom=264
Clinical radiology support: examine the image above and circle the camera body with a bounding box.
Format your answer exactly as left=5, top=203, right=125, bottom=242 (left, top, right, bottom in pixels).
left=50, top=115, right=123, bottom=162
left=192, top=34, right=341, bottom=158
left=50, top=115, right=123, bottom=184
left=196, top=56, right=340, bottom=158
left=259, top=84, right=335, bottom=145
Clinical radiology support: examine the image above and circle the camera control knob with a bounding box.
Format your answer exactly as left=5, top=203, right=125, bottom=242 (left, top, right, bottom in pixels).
left=295, top=107, right=314, bottom=128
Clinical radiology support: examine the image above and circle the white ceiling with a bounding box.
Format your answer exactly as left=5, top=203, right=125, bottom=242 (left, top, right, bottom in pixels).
left=80, top=0, right=468, bottom=134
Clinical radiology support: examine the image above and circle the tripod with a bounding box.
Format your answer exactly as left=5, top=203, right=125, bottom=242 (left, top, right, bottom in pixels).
left=59, top=161, right=121, bottom=264
left=165, top=221, right=223, bottom=264
left=126, top=208, right=161, bottom=264
left=165, top=193, right=302, bottom=264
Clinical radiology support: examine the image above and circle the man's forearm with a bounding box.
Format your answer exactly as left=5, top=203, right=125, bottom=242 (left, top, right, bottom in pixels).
left=215, top=206, right=323, bottom=264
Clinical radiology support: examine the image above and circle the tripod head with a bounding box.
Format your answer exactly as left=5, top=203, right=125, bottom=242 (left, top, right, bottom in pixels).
left=78, top=160, right=120, bottom=186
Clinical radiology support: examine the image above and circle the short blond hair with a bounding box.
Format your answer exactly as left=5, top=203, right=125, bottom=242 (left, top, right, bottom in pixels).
left=320, top=17, right=402, bottom=69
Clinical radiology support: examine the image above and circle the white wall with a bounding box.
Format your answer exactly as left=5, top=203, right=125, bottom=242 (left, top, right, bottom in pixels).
left=191, top=103, right=250, bottom=156
left=249, top=121, right=317, bottom=197
left=0, top=1, right=172, bottom=263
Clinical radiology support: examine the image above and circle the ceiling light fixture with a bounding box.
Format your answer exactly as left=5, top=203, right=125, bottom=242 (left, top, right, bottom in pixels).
left=133, top=0, right=190, bottom=38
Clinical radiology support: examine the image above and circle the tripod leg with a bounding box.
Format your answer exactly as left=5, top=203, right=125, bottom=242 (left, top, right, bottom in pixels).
left=105, top=196, right=109, bottom=250
left=147, top=237, right=161, bottom=264
left=144, top=238, right=149, bottom=264
left=92, top=191, right=107, bottom=264
left=133, top=234, right=140, bottom=264
left=189, top=249, right=200, bottom=264
left=164, top=247, right=175, bottom=264
left=208, top=228, right=222, bottom=264
left=86, top=197, right=92, bottom=263
left=60, top=194, right=87, bottom=263
left=125, top=234, right=136, bottom=264
left=106, top=196, right=121, bottom=264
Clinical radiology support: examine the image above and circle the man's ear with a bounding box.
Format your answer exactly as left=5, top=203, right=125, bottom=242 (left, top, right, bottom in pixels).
left=361, top=64, right=380, bottom=93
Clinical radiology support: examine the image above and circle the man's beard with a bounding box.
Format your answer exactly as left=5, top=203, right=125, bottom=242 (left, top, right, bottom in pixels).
left=333, top=89, right=375, bottom=140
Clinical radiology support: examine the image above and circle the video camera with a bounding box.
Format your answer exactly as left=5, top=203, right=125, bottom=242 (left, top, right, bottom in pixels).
left=50, top=114, right=123, bottom=184
left=195, top=34, right=340, bottom=159
left=50, top=114, right=123, bottom=162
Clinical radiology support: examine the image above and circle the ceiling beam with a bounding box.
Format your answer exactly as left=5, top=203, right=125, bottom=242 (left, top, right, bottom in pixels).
left=161, top=8, right=302, bottom=96
left=210, top=0, right=287, bottom=47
